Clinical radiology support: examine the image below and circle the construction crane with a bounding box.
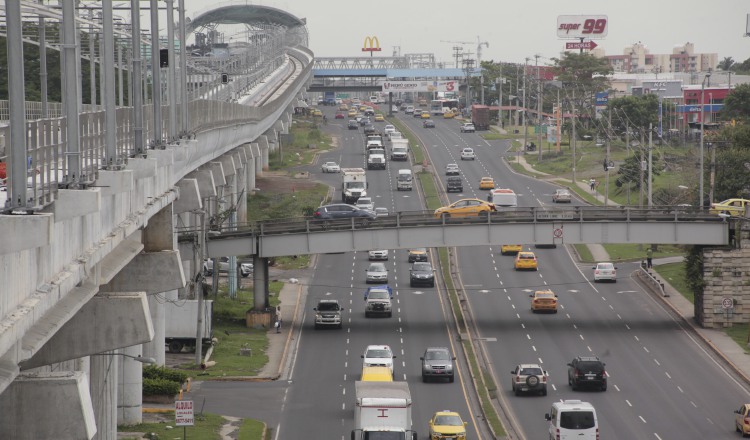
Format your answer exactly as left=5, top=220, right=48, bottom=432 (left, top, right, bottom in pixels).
left=440, top=40, right=472, bottom=68
left=441, top=37, right=489, bottom=65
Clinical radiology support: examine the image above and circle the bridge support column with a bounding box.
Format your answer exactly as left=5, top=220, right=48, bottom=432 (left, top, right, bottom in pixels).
left=252, top=143, right=262, bottom=177
left=252, top=256, right=269, bottom=311
left=117, top=345, right=145, bottom=425
left=258, top=136, right=270, bottom=171
left=91, top=349, right=118, bottom=440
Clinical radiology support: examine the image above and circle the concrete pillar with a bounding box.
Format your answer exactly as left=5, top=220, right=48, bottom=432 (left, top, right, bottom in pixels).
left=91, top=350, right=118, bottom=440
left=236, top=156, right=248, bottom=224
left=142, top=291, right=168, bottom=366
left=258, top=136, right=270, bottom=171
left=117, top=345, right=144, bottom=425
left=252, top=256, right=269, bottom=310
left=251, top=143, right=262, bottom=177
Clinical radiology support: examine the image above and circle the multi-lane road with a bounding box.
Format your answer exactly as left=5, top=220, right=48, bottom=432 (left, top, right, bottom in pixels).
left=196, top=106, right=750, bottom=439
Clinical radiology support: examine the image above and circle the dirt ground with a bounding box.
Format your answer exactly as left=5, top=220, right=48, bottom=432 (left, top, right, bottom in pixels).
left=254, top=171, right=321, bottom=195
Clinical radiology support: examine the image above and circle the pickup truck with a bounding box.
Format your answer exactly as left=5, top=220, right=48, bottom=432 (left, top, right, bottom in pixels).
left=364, top=285, right=393, bottom=317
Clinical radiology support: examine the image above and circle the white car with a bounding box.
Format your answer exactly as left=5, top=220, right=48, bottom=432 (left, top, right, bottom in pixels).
left=362, top=345, right=395, bottom=376
left=445, top=164, right=460, bottom=176
left=355, top=197, right=374, bottom=211
left=365, top=262, right=388, bottom=284
left=203, top=257, right=253, bottom=277
left=368, top=249, right=389, bottom=261
left=593, top=262, right=617, bottom=282
left=321, top=161, right=340, bottom=173
left=384, top=125, right=396, bottom=135
left=460, top=148, right=476, bottom=160
left=374, top=207, right=389, bottom=217
left=460, top=123, right=476, bottom=133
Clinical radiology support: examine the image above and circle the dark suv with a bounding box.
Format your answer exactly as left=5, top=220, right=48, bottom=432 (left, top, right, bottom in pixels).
left=446, top=176, right=463, bottom=192
left=312, top=204, right=377, bottom=226
left=410, top=262, right=435, bottom=287
left=567, top=356, right=607, bottom=391
left=348, top=120, right=358, bottom=130
left=420, top=347, right=455, bottom=382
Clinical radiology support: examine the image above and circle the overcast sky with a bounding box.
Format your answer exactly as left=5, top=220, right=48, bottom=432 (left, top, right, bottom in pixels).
left=181, top=0, right=750, bottom=68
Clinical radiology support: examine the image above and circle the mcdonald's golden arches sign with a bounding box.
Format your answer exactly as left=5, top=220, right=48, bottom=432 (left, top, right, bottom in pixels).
left=362, top=36, right=381, bottom=52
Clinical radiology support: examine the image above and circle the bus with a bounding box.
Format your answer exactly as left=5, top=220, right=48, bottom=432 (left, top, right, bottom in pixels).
left=430, top=99, right=460, bottom=115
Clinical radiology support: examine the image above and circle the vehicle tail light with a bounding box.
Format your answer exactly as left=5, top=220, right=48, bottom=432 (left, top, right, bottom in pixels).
left=555, top=428, right=560, bottom=440
left=744, top=417, right=750, bottom=425
left=575, top=369, right=580, bottom=377
left=313, top=211, right=321, bottom=218
left=596, top=428, right=599, bottom=440
left=542, top=375, right=547, bottom=383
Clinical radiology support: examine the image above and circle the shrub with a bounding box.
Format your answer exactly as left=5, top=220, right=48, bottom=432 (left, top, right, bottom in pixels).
left=143, top=365, right=188, bottom=385
left=143, top=378, right=180, bottom=396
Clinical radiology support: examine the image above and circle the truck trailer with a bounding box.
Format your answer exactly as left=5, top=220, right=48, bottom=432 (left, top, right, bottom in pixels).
left=471, top=104, right=490, bottom=130
left=342, top=168, right=368, bottom=204
left=351, top=381, right=417, bottom=440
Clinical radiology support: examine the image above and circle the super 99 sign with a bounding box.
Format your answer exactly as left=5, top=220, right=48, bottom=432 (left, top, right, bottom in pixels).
left=557, top=15, right=608, bottom=39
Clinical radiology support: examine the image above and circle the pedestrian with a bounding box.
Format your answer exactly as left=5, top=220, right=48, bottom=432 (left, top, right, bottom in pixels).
left=646, top=247, right=653, bottom=269
left=589, top=178, right=596, bottom=191
left=274, top=318, right=281, bottom=333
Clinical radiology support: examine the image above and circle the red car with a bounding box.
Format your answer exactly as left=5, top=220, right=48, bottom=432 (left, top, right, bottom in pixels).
left=335, top=112, right=345, bottom=119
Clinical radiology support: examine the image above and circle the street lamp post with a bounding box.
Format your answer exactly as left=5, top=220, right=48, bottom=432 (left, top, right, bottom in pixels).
left=700, top=72, right=711, bottom=208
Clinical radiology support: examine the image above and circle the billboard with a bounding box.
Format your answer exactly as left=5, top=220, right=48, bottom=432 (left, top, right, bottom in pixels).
left=382, top=80, right=459, bottom=93
left=641, top=80, right=683, bottom=99
left=557, top=15, right=609, bottom=39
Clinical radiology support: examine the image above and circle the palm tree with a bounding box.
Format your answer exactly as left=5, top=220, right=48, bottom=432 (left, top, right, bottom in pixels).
left=717, top=56, right=735, bottom=71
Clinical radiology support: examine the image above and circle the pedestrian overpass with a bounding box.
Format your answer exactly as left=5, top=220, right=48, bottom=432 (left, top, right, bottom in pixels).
left=201, top=207, right=728, bottom=258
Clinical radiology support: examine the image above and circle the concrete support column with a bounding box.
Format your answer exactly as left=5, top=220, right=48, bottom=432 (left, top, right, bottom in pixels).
left=117, top=345, right=144, bottom=425
left=236, top=157, right=247, bottom=224
left=258, top=136, right=270, bottom=171
left=252, top=256, right=269, bottom=310
left=90, top=350, right=118, bottom=440
left=141, top=290, right=169, bottom=366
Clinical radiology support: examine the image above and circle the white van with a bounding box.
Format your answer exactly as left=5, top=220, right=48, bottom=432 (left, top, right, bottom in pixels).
left=489, top=188, right=517, bottom=208
left=545, top=400, right=598, bottom=440
left=396, top=169, right=413, bottom=191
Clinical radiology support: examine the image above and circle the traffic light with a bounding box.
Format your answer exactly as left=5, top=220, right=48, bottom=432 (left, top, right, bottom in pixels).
left=159, top=48, right=169, bottom=68
left=221, top=73, right=229, bottom=84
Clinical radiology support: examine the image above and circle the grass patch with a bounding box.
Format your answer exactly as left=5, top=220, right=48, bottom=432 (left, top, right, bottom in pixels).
left=418, top=172, right=441, bottom=211
left=601, top=244, right=686, bottom=262
left=652, top=262, right=693, bottom=303
left=119, top=412, right=227, bottom=440
left=268, top=119, right=333, bottom=170
left=574, top=244, right=595, bottom=263
left=247, top=184, right=329, bottom=221
left=238, top=419, right=268, bottom=440
left=462, top=340, right=506, bottom=437
left=724, top=323, right=750, bottom=354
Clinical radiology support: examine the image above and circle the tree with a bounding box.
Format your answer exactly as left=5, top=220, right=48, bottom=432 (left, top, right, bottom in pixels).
left=717, top=57, right=735, bottom=71
left=551, top=53, right=612, bottom=92
left=721, top=83, right=750, bottom=121
left=608, top=94, right=660, bottom=135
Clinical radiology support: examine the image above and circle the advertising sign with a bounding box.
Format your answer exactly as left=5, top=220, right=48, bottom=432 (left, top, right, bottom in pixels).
left=382, top=80, right=458, bottom=93
left=362, top=36, right=381, bottom=53
left=595, top=92, right=609, bottom=106
left=642, top=80, right=683, bottom=99
left=175, top=400, right=194, bottom=426
left=557, top=15, right=609, bottom=39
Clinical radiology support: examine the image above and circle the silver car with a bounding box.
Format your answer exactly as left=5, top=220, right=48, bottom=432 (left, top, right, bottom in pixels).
left=321, top=161, right=340, bottom=173
left=365, top=262, right=388, bottom=284
left=593, top=262, right=617, bottom=282
left=355, top=197, right=375, bottom=212
left=421, top=347, right=455, bottom=382
left=368, top=249, right=389, bottom=261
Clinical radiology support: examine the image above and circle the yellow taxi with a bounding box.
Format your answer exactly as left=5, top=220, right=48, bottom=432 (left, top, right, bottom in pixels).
left=514, top=251, right=538, bottom=271
left=479, top=177, right=495, bottom=190
left=312, top=108, right=323, bottom=117
left=429, top=410, right=467, bottom=440
left=530, top=289, right=558, bottom=313
left=374, top=114, right=385, bottom=122
left=734, top=404, right=750, bottom=436
left=500, top=244, right=523, bottom=255
left=359, top=105, right=368, bottom=112
left=434, top=198, right=496, bottom=219
left=709, top=198, right=750, bottom=217
left=339, top=103, right=349, bottom=111
left=408, top=248, right=428, bottom=262
left=443, top=111, right=455, bottom=119
left=421, top=111, right=431, bottom=119
left=361, top=366, right=393, bottom=382
left=348, top=109, right=358, bottom=117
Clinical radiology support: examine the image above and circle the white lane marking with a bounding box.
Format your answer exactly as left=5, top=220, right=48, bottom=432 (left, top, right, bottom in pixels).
left=639, top=415, right=647, bottom=423
left=626, top=400, right=632, bottom=407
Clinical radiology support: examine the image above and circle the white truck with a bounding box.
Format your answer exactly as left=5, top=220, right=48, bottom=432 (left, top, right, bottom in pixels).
left=390, top=139, right=409, bottom=161
left=367, top=148, right=387, bottom=170
left=342, top=168, right=368, bottom=204
left=165, top=300, right=213, bottom=353
left=351, top=381, right=417, bottom=440
left=396, top=169, right=413, bottom=191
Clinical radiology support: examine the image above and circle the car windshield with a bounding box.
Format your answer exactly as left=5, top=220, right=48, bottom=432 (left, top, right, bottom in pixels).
left=520, top=367, right=543, bottom=375
left=519, top=254, right=535, bottom=260
left=368, top=264, right=385, bottom=272
left=413, top=263, right=432, bottom=271
left=434, top=415, right=463, bottom=426
left=597, top=263, right=614, bottom=270
left=358, top=198, right=372, bottom=204
left=560, top=411, right=595, bottom=430
left=426, top=350, right=450, bottom=360
left=317, top=302, right=340, bottom=311
left=348, top=182, right=365, bottom=189
left=368, top=291, right=389, bottom=300
left=536, top=292, right=554, bottom=299
left=366, top=349, right=391, bottom=358
left=578, top=361, right=604, bottom=372
left=411, top=248, right=426, bottom=253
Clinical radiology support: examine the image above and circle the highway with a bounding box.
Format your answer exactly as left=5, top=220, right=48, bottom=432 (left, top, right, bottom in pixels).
left=276, top=108, right=487, bottom=439
left=393, top=109, right=750, bottom=439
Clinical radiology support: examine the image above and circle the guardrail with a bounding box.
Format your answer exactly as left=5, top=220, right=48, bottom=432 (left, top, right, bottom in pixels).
left=636, top=264, right=668, bottom=297
left=186, top=206, right=727, bottom=238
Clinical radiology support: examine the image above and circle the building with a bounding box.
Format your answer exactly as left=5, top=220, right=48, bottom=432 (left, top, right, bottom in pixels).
left=601, top=42, right=717, bottom=74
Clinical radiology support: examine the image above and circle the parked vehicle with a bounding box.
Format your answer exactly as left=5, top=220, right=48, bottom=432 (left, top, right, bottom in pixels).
left=165, top=300, right=213, bottom=353
left=203, top=257, right=252, bottom=277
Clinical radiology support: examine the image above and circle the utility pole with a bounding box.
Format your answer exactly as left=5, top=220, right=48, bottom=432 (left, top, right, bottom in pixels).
left=535, top=55, right=543, bottom=160
left=521, top=58, right=529, bottom=162
left=497, top=68, right=504, bottom=130
left=571, top=94, right=577, bottom=187
left=639, top=131, right=645, bottom=208
left=605, top=104, right=612, bottom=206
left=648, top=123, right=654, bottom=207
